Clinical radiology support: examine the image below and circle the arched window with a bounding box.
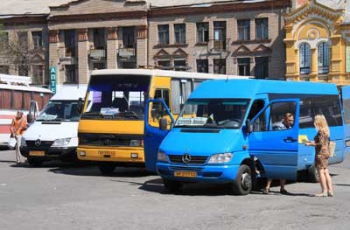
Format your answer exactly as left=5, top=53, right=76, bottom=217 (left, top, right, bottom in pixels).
left=299, top=43, right=310, bottom=75
left=318, top=42, right=329, bottom=74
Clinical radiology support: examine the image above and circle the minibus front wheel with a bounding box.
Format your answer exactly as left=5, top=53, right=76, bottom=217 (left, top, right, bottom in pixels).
left=163, top=179, right=183, bottom=193
left=231, top=164, right=252, bottom=195
left=98, top=163, right=116, bottom=175
left=27, top=157, right=43, bottom=167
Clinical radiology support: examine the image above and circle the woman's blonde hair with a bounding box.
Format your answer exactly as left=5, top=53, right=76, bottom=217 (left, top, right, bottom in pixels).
left=314, top=114, right=330, bottom=137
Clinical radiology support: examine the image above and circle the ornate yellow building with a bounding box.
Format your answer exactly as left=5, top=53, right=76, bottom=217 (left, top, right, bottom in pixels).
left=284, top=0, right=349, bottom=86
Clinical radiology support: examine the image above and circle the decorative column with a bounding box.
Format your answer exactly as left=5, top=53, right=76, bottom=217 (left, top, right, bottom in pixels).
left=49, top=30, right=61, bottom=84
left=137, top=25, right=148, bottom=68
left=107, top=27, right=118, bottom=69
left=78, top=28, right=89, bottom=84
left=309, top=47, right=317, bottom=81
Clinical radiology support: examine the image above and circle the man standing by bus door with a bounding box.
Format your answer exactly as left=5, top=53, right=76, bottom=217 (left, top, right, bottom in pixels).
left=10, top=111, right=28, bottom=164
left=262, top=112, right=295, bottom=195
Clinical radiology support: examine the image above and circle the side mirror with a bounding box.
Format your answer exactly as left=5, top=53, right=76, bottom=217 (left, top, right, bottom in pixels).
left=27, top=114, right=34, bottom=124
left=244, top=119, right=252, bottom=133
left=77, top=98, right=84, bottom=114
left=159, top=118, right=168, bottom=131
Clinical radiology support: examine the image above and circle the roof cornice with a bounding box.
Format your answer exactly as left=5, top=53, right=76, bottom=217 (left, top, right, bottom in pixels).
left=149, top=0, right=291, bottom=18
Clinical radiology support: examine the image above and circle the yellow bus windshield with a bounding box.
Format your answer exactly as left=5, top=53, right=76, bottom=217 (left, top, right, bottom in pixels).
left=81, top=74, right=151, bottom=121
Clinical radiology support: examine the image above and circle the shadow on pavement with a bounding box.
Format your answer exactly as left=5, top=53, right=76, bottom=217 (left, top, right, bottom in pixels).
left=48, top=165, right=153, bottom=178
left=136, top=178, right=237, bottom=196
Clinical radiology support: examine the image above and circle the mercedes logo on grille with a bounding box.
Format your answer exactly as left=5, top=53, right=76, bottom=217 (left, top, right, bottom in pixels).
left=182, top=154, right=191, bottom=164
left=35, top=139, right=41, bottom=146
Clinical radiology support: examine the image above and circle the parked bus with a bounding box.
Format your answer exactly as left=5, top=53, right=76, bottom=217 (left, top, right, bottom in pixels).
left=77, top=69, right=251, bottom=174
left=0, top=74, right=52, bottom=147
left=144, top=79, right=349, bottom=195
left=20, top=84, right=87, bottom=166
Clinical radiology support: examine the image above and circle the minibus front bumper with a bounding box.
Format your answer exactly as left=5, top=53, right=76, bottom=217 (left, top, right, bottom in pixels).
left=156, top=162, right=240, bottom=183
left=20, top=146, right=77, bottom=160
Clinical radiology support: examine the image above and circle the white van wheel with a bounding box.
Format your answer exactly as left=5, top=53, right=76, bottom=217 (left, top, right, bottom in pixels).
left=231, top=164, right=252, bottom=195
left=27, top=157, right=43, bottom=167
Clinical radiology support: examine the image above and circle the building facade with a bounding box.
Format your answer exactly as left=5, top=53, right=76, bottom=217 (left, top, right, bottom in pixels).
left=148, top=0, right=291, bottom=79
left=47, top=0, right=148, bottom=85
left=284, top=0, right=350, bottom=86
left=0, top=15, right=49, bottom=85
left=2, top=0, right=350, bottom=87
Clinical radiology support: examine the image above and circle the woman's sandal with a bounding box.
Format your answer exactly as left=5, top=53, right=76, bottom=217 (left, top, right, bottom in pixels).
left=328, top=191, right=334, bottom=197
left=314, top=192, right=328, bottom=197
left=262, top=188, right=270, bottom=195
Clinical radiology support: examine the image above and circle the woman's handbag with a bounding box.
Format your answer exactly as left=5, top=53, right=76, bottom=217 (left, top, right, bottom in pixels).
left=7, top=137, right=17, bottom=150
left=328, top=141, right=336, bottom=157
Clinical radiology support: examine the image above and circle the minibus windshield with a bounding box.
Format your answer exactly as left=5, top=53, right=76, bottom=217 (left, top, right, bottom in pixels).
left=174, top=98, right=250, bottom=129
left=81, top=74, right=150, bottom=120
left=36, top=100, right=80, bottom=122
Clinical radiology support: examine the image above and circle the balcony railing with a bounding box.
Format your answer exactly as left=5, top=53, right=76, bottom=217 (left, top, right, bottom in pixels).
left=90, top=49, right=106, bottom=59
left=208, top=38, right=230, bottom=53
left=118, top=47, right=135, bottom=57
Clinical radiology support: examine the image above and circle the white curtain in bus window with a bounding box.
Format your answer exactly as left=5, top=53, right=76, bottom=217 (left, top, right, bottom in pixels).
left=171, top=79, right=192, bottom=114
left=171, top=80, right=181, bottom=114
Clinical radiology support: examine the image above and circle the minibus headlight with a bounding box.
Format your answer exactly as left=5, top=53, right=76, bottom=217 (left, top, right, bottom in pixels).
left=52, top=138, right=71, bottom=147
left=130, top=140, right=141, bottom=147
left=21, top=137, right=27, bottom=147
left=157, top=150, right=168, bottom=162
left=208, top=153, right=233, bottom=163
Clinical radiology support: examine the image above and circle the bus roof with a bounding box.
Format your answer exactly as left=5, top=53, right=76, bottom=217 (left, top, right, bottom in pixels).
left=0, top=74, right=52, bottom=94
left=90, top=69, right=253, bottom=80
left=189, top=79, right=339, bottom=99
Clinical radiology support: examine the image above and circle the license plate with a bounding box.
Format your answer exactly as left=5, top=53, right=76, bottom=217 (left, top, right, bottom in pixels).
left=29, top=151, right=45, bottom=156
left=174, top=171, right=197, bottom=178
left=98, top=150, right=116, bottom=156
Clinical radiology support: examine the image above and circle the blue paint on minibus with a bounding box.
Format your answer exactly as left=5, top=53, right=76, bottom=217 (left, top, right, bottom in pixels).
left=144, top=79, right=349, bottom=195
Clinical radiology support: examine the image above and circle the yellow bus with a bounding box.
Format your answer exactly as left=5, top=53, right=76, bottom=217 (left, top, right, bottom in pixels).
left=77, top=69, right=250, bottom=174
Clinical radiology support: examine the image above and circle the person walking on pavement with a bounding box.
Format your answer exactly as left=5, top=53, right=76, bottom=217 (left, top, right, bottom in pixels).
left=10, top=111, right=28, bottom=163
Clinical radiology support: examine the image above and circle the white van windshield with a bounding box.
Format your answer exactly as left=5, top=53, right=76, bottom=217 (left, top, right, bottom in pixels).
left=36, top=100, right=80, bottom=122
left=175, top=99, right=250, bottom=129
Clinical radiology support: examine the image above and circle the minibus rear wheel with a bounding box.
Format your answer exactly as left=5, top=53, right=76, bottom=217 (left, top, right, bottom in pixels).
left=163, top=179, right=183, bottom=193
left=231, top=164, right=252, bottom=195
left=308, top=165, right=319, bottom=183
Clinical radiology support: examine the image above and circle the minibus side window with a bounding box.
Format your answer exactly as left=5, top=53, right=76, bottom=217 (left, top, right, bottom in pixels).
left=299, top=98, right=313, bottom=128
left=171, top=79, right=192, bottom=114
left=314, top=95, right=342, bottom=126
left=270, top=102, right=296, bottom=131
left=151, top=89, right=170, bottom=120
left=248, top=99, right=265, bottom=120
left=253, top=101, right=296, bottom=132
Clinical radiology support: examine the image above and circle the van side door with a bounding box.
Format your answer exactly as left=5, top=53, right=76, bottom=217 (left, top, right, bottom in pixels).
left=248, top=99, right=300, bottom=180
left=144, top=99, right=174, bottom=173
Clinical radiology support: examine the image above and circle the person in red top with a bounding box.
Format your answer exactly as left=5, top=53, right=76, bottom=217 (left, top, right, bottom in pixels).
left=10, top=111, right=28, bottom=163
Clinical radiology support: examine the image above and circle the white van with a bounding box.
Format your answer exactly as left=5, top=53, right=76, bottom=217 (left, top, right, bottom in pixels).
left=20, top=84, right=87, bottom=166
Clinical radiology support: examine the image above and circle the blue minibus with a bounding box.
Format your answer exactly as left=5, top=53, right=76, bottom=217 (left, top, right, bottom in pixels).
left=144, top=79, right=350, bottom=195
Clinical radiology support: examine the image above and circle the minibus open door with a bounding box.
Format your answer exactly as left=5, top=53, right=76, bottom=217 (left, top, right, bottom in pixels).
left=144, top=99, right=175, bottom=173
left=248, top=99, right=300, bottom=181
left=341, top=86, right=350, bottom=154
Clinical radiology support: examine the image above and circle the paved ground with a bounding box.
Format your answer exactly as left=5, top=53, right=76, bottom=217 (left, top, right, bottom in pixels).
left=0, top=149, right=350, bottom=230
